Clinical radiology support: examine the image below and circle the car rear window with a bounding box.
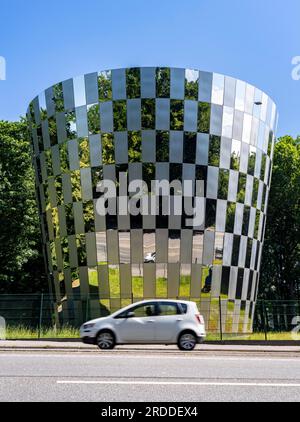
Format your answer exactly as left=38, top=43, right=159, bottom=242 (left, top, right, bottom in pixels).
left=158, top=303, right=178, bottom=316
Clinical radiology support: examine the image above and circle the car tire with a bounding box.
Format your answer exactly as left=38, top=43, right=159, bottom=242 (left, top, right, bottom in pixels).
left=96, top=330, right=116, bottom=350
left=177, top=331, right=197, bottom=351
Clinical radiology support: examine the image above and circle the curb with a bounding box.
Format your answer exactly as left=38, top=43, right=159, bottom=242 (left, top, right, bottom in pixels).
left=0, top=349, right=299, bottom=356
left=206, top=340, right=300, bottom=346
left=2, top=339, right=300, bottom=346
left=0, top=339, right=300, bottom=357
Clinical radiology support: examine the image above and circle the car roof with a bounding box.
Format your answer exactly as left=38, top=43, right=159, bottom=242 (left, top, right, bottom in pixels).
left=110, top=299, right=197, bottom=317
left=131, top=299, right=192, bottom=305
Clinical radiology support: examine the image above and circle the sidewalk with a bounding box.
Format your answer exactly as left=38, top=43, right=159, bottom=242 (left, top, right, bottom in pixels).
left=0, top=340, right=299, bottom=354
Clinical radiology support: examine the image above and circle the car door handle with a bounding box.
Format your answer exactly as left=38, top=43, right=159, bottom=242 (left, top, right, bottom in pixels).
left=147, top=320, right=155, bottom=323
left=176, top=318, right=183, bottom=321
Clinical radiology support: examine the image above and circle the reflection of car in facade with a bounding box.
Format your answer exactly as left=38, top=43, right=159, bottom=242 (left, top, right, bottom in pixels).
left=27, top=67, right=278, bottom=334
left=144, top=252, right=156, bottom=263
left=80, top=299, right=206, bottom=351
left=215, top=248, right=223, bottom=260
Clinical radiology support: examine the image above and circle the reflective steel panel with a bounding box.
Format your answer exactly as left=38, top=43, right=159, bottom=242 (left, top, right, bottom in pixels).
left=28, top=67, right=278, bottom=333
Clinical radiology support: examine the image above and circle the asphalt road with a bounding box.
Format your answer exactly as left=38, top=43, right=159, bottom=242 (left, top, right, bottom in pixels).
left=0, top=350, right=300, bottom=402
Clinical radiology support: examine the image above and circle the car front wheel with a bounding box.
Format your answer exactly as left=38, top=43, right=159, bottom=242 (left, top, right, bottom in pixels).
left=96, top=331, right=115, bottom=350
left=177, top=332, right=197, bottom=351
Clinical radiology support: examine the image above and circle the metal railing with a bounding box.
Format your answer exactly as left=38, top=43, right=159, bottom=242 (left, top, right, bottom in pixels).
left=0, top=294, right=300, bottom=340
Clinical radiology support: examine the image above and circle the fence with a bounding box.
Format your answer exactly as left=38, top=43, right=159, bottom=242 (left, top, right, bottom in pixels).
left=0, top=294, right=300, bottom=340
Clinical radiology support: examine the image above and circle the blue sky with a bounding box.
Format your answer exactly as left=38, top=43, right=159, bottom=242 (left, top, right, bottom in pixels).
left=0, top=0, right=299, bottom=137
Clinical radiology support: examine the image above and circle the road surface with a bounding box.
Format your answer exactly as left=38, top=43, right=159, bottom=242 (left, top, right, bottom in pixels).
left=0, top=348, right=300, bottom=402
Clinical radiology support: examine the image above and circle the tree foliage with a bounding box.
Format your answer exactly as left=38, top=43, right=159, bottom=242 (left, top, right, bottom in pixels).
left=0, top=110, right=299, bottom=300
left=259, top=136, right=300, bottom=299
left=0, top=120, right=47, bottom=293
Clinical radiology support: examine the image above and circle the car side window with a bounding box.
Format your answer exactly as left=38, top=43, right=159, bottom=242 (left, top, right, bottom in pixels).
left=114, top=303, right=157, bottom=319
left=157, top=302, right=180, bottom=316
left=133, top=304, right=157, bottom=318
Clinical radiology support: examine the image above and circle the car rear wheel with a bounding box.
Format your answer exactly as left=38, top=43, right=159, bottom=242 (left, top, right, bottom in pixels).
left=178, top=332, right=197, bottom=351
left=96, top=331, right=115, bottom=350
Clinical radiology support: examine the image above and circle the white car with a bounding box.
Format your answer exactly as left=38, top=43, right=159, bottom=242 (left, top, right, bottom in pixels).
left=80, top=299, right=206, bottom=351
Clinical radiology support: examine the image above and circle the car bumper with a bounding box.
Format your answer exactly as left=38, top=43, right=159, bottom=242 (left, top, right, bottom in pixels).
left=197, top=336, right=206, bottom=343
left=81, top=336, right=96, bottom=345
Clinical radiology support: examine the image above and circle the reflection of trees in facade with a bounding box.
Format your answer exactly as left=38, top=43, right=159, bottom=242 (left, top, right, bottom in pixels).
left=208, top=135, right=220, bottom=166
left=226, top=202, right=236, bottom=233
left=87, top=104, right=100, bottom=134
left=66, top=111, right=77, bottom=139
left=98, top=71, right=112, bottom=101
left=185, top=76, right=198, bottom=100
left=230, top=151, right=240, bottom=170
left=143, top=163, right=155, bottom=190
left=83, top=200, right=95, bottom=232
left=156, top=68, right=170, bottom=97
left=128, top=131, right=142, bottom=162
left=183, top=132, right=196, bottom=163
left=53, top=83, right=64, bottom=112
left=102, top=133, right=114, bottom=164
left=126, top=68, right=140, bottom=98
left=248, top=148, right=256, bottom=175
left=198, top=102, right=210, bottom=133
left=113, top=101, right=127, bottom=131
left=170, top=100, right=184, bottom=130
left=142, top=99, right=155, bottom=129
left=59, top=143, right=69, bottom=171
left=48, top=117, right=57, bottom=146
left=79, top=138, right=90, bottom=167
left=237, top=174, right=246, bottom=203
left=70, top=170, right=81, bottom=201
left=218, top=169, right=229, bottom=200
left=156, top=131, right=169, bottom=162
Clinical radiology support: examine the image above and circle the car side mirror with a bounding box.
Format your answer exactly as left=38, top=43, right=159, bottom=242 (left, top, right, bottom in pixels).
left=126, top=311, right=135, bottom=318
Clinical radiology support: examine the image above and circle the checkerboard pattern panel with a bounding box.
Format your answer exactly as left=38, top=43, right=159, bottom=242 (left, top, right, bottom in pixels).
left=27, top=67, right=278, bottom=332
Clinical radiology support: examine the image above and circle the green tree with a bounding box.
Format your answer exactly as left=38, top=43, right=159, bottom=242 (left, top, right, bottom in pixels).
left=259, top=136, right=300, bottom=300
left=0, top=120, right=47, bottom=293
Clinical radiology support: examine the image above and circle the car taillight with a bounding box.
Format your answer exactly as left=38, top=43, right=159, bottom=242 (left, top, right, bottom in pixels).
left=195, top=314, right=204, bottom=324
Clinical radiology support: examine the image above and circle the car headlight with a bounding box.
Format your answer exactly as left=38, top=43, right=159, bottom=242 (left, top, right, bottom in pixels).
left=83, top=323, right=95, bottom=329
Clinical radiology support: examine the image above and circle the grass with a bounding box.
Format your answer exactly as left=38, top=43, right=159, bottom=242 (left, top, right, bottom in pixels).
left=74, top=260, right=229, bottom=302
left=206, top=332, right=300, bottom=341
left=88, top=267, right=194, bottom=298
left=5, top=325, right=80, bottom=340
left=4, top=325, right=300, bottom=341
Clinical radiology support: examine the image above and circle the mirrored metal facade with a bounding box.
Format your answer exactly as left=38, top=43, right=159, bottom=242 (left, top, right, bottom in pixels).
left=27, top=67, right=278, bottom=332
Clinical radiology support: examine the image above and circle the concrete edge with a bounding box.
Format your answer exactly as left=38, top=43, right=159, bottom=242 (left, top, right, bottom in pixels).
left=1, top=338, right=300, bottom=346
left=206, top=340, right=300, bottom=346
left=0, top=339, right=299, bottom=353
